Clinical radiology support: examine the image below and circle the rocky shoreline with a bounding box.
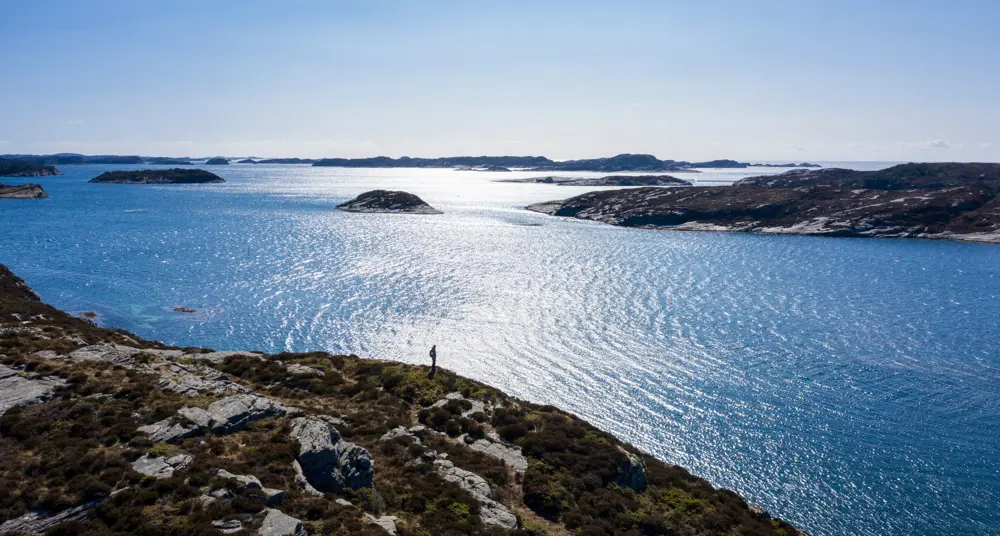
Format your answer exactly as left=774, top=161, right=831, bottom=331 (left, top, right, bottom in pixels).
left=0, top=182, right=49, bottom=199
left=526, top=163, right=1000, bottom=244
left=0, top=265, right=800, bottom=535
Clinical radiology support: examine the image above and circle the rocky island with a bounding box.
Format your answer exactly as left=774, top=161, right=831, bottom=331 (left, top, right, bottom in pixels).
left=89, top=168, right=225, bottom=184
left=526, top=163, right=1000, bottom=244
left=204, top=158, right=230, bottom=165
left=0, top=264, right=799, bottom=535
left=0, top=182, right=49, bottom=199
left=0, top=157, right=60, bottom=177
left=337, top=190, right=443, bottom=214
left=313, top=154, right=738, bottom=172
left=497, top=175, right=693, bottom=187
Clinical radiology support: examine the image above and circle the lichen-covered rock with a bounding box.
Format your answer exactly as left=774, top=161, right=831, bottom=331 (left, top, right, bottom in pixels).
left=137, top=417, right=199, bottom=443
left=615, top=447, right=647, bottom=492
left=258, top=509, right=304, bottom=536
left=0, top=497, right=106, bottom=533
left=365, top=514, right=399, bottom=535
left=433, top=459, right=516, bottom=528
left=178, top=405, right=213, bottom=428
left=289, top=416, right=374, bottom=493
left=0, top=364, right=65, bottom=416
left=286, top=363, right=324, bottom=377
left=208, top=394, right=286, bottom=434
left=131, top=453, right=193, bottom=479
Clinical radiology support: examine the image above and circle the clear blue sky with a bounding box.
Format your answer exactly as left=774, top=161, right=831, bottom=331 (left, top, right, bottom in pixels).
left=1, top=1, right=997, bottom=161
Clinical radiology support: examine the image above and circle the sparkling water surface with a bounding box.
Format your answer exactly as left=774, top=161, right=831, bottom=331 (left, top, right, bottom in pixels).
left=2, top=163, right=998, bottom=535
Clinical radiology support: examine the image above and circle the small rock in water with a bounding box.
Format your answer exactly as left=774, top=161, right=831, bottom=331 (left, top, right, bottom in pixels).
left=173, top=306, right=198, bottom=313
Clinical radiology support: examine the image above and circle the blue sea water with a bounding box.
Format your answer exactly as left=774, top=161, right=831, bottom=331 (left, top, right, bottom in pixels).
left=2, top=163, right=999, bottom=535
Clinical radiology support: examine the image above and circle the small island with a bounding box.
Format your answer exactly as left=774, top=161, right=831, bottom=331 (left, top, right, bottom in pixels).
left=204, top=157, right=230, bottom=165
left=0, top=182, right=49, bottom=199
left=0, top=157, right=60, bottom=177
left=497, top=174, right=693, bottom=186
left=526, top=162, right=1000, bottom=244
left=146, top=157, right=193, bottom=165
left=237, top=159, right=257, bottom=164
left=337, top=190, right=442, bottom=214
left=88, top=168, right=225, bottom=184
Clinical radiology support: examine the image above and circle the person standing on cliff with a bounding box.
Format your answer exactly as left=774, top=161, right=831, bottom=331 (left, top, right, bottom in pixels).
left=428, top=345, right=437, bottom=379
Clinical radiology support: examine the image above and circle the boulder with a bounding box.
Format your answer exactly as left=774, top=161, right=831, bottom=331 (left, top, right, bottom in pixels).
left=258, top=509, right=305, bottom=536
left=216, top=469, right=285, bottom=505
left=615, top=447, right=647, bottom=492
left=207, top=394, right=286, bottom=434
left=289, top=416, right=374, bottom=493
left=286, top=363, right=324, bottom=377
left=365, top=514, right=399, bottom=535
left=0, top=364, right=65, bottom=416
left=212, top=519, right=244, bottom=534
left=178, top=405, right=213, bottom=428
left=137, top=417, right=199, bottom=443
left=131, top=453, right=193, bottom=479
left=433, top=459, right=516, bottom=528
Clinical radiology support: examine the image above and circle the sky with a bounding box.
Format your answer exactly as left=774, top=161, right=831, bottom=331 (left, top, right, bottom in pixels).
left=1, top=0, right=998, bottom=162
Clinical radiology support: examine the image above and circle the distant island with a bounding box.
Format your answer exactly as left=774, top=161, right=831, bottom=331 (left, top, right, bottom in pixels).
left=255, top=158, right=315, bottom=164
left=526, top=162, right=1000, bottom=244
left=237, top=158, right=257, bottom=164
left=337, top=190, right=442, bottom=214
left=749, top=162, right=821, bottom=168
left=204, top=157, right=230, bottom=165
left=312, top=153, right=749, bottom=172
left=147, top=157, right=193, bottom=165
left=89, top=168, right=225, bottom=184
left=497, top=174, right=693, bottom=187
left=0, top=157, right=60, bottom=177
left=0, top=182, right=49, bottom=199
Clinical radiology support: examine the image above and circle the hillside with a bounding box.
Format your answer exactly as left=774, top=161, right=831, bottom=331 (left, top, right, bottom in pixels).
left=0, top=265, right=799, bottom=536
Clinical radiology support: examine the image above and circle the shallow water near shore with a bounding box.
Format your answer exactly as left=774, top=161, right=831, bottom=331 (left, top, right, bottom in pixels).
left=2, top=163, right=999, bottom=535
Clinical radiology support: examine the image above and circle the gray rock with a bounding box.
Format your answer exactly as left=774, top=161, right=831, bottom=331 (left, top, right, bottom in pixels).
left=261, top=488, right=286, bottom=506
left=433, top=459, right=516, bottom=528
left=155, top=362, right=249, bottom=397
left=258, top=508, right=305, bottom=536
left=467, top=437, right=528, bottom=473
left=334, top=498, right=353, bottom=507
left=0, top=497, right=106, bottom=534
left=379, top=426, right=410, bottom=442
left=289, top=416, right=374, bottom=493
left=178, top=405, right=213, bottom=428
left=0, top=364, right=65, bottom=416
left=407, top=425, right=426, bottom=440
left=208, top=394, right=286, bottom=434
left=286, top=363, right=324, bottom=377
left=217, top=469, right=263, bottom=489
left=213, top=519, right=244, bottom=533
left=292, top=460, right=323, bottom=496
left=365, top=514, right=398, bottom=535
left=68, top=344, right=142, bottom=367
left=137, top=417, right=199, bottom=443
left=131, top=453, right=193, bottom=479
left=189, top=351, right=262, bottom=364
left=615, top=447, right=647, bottom=492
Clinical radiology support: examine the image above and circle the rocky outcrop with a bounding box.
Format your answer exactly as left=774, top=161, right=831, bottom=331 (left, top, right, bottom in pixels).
left=0, top=364, right=65, bottom=416
left=365, top=513, right=399, bottom=534
left=137, top=417, right=200, bottom=443
left=131, top=453, right=193, bottom=479
left=0, top=497, right=106, bottom=534
left=216, top=469, right=285, bottom=505
left=616, top=447, right=647, bottom=492
left=526, top=163, right=1000, bottom=244
left=497, top=174, right=692, bottom=186
left=433, top=459, right=517, bottom=528
left=289, top=416, right=374, bottom=493
left=88, top=168, right=225, bottom=184
left=0, top=157, right=60, bottom=177
left=259, top=508, right=305, bottom=536
left=207, top=393, right=287, bottom=434
left=336, top=190, right=442, bottom=214
left=0, top=182, right=49, bottom=199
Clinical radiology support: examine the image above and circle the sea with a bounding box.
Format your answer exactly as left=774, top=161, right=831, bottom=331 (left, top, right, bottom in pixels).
left=1, top=162, right=998, bottom=535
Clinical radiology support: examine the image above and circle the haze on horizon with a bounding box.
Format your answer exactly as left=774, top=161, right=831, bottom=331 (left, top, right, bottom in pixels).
left=1, top=0, right=998, bottom=162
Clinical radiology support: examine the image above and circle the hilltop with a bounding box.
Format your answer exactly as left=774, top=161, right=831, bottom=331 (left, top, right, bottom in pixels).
left=0, top=265, right=799, bottom=535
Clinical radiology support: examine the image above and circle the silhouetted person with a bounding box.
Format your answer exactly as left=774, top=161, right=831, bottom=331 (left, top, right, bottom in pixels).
left=428, top=345, right=437, bottom=379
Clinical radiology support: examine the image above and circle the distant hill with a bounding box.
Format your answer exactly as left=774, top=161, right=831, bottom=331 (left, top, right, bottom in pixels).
left=0, top=157, right=60, bottom=177
left=313, top=154, right=756, bottom=171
